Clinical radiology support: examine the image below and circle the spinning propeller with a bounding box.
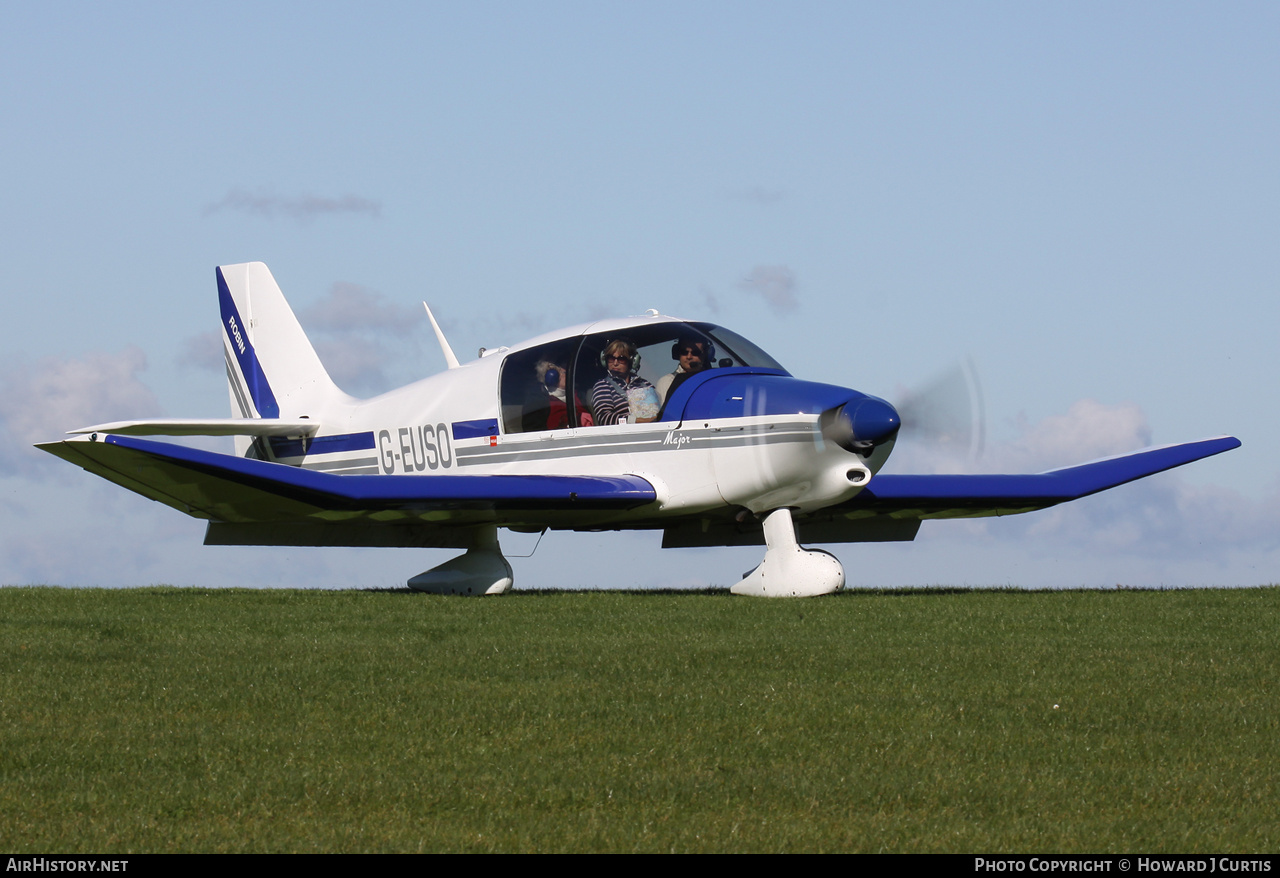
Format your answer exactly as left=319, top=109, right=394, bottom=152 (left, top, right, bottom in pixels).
left=893, top=357, right=986, bottom=461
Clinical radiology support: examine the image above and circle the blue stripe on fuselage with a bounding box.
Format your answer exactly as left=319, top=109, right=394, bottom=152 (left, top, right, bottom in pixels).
left=217, top=267, right=280, bottom=419
left=268, top=432, right=377, bottom=459
left=452, top=419, right=499, bottom=440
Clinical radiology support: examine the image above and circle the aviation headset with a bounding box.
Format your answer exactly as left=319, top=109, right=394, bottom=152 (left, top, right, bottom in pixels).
left=535, top=360, right=564, bottom=391
left=600, top=339, right=642, bottom=372
left=671, top=338, right=714, bottom=364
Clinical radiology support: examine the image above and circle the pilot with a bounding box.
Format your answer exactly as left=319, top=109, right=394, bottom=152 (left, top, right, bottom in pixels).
left=591, top=339, right=659, bottom=425
left=656, top=337, right=712, bottom=403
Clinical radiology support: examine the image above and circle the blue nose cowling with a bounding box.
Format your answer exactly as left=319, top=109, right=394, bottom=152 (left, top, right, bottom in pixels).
left=826, top=396, right=901, bottom=454
left=672, top=371, right=901, bottom=456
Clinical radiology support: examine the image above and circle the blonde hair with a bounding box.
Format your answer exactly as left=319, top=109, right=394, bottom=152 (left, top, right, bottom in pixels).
left=605, top=339, right=636, bottom=359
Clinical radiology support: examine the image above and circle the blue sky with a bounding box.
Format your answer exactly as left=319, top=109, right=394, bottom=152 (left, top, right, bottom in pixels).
left=3, top=2, right=1277, bottom=589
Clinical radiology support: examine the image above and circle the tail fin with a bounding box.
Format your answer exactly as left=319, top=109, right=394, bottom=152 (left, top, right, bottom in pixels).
left=218, top=262, right=346, bottom=455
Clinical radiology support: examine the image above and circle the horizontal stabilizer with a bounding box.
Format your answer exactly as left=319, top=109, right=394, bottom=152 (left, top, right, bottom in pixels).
left=69, top=419, right=321, bottom=438
left=835, top=435, right=1241, bottom=520
left=37, top=435, right=657, bottom=545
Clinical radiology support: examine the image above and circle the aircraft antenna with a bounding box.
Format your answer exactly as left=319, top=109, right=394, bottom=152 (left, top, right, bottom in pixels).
left=423, top=302, right=461, bottom=370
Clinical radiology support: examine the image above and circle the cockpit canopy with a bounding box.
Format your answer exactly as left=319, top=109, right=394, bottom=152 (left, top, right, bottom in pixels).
left=499, top=321, right=787, bottom=434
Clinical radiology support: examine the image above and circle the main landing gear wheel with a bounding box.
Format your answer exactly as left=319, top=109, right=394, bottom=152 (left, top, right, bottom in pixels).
left=408, top=527, right=514, bottom=595
left=731, top=507, right=845, bottom=598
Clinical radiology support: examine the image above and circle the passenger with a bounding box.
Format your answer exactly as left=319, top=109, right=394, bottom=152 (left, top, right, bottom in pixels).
left=529, top=360, right=594, bottom=429
left=534, top=361, right=570, bottom=429
left=591, top=339, right=660, bottom=425
left=656, top=338, right=712, bottom=403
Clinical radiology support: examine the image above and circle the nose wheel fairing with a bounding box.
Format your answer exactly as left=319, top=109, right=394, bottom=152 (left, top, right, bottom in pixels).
left=730, top=507, right=845, bottom=598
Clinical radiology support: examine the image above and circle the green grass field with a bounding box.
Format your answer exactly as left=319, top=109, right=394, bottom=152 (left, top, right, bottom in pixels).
left=0, top=585, right=1276, bottom=852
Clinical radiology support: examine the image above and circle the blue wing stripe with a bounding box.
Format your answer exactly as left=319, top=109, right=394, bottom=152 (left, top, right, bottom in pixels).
left=102, top=435, right=656, bottom=509
left=853, top=436, right=1240, bottom=510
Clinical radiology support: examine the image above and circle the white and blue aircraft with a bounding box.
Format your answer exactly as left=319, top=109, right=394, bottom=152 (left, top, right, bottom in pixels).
left=39, top=262, right=1240, bottom=597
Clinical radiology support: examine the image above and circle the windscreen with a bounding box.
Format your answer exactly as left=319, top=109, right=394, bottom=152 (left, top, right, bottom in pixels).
left=500, top=321, right=788, bottom=433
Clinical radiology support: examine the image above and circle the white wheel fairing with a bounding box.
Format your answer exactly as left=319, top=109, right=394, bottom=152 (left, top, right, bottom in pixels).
left=408, top=527, right=514, bottom=595
left=730, top=508, right=845, bottom=598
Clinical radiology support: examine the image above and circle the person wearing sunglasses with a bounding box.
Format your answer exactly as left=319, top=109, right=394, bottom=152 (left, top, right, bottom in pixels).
left=656, top=338, right=712, bottom=404
left=591, top=338, right=659, bottom=425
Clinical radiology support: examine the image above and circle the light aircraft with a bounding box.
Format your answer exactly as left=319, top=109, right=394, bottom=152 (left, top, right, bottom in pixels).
left=39, top=262, right=1240, bottom=597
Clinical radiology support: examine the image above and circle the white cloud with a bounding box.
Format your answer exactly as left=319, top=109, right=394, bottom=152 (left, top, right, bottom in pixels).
left=1012, top=467, right=1280, bottom=562
left=0, top=349, right=161, bottom=474
left=889, top=398, right=1278, bottom=574
left=894, top=398, right=1151, bottom=476
left=996, top=398, right=1152, bottom=473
